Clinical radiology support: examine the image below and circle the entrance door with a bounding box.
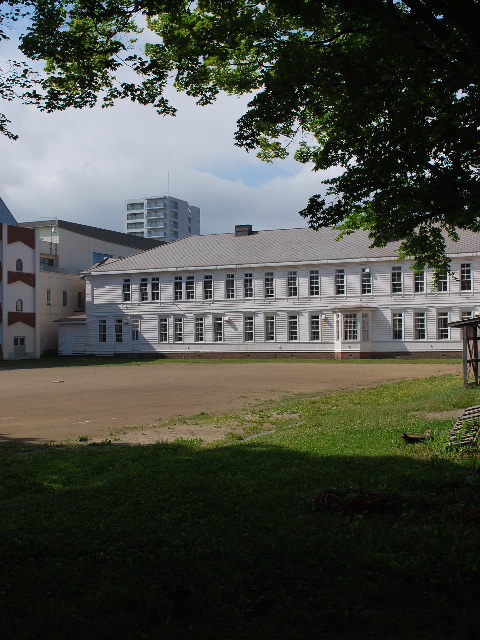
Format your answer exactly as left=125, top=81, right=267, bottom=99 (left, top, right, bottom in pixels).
left=63, top=332, right=73, bottom=355
left=13, top=336, right=25, bottom=359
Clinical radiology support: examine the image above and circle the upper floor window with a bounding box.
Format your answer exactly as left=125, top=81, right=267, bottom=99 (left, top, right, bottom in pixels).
left=174, top=276, right=183, bottom=301
left=139, top=278, right=148, bottom=302
left=391, top=266, right=403, bottom=294
left=335, top=269, right=345, bottom=296
left=436, top=272, right=448, bottom=292
left=203, top=275, right=213, bottom=300
left=287, top=271, right=298, bottom=297
left=226, top=274, right=235, bottom=299
left=152, top=277, right=160, bottom=301
left=122, top=279, right=131, bottom=303
left=244, top=273, right=253, bottom=298
left=461, top=263, right=472, bottom=291
left=414, top=271, right=425, bottom=293
left=264, top=272, right=274, bottom=298
left=186, top=275, right=195, bottom=300
left=361, top=268, right=372, bottom=295
left=16, top=259, right=23, bottom=272
left=16, top=298, right=23, bottom=312
left=309, top=270, right=320, bottom=297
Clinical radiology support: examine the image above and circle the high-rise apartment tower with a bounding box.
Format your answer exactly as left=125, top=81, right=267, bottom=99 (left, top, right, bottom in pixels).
left=124, top=195, right=200, bottom=242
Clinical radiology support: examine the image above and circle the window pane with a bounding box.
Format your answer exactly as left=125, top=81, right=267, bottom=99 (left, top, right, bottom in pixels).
left=392, top=313, right=403, bottom=340
left=203, top=275, right=213, bottom=300
left=244, top=274, right=253, bottom=298
left=159, top=318, right=168, bottom=342
left=195, top=317, right=204, bottom=342
left=264, top=272, right=274, bottom=298
left=392, top=267, right=402, bottom=293
left=414, top=272, right=425, bottom=293
left=288, top=316, right=298, bottom=341
left=461, top=263, right=472, bottom=291
left=414, top=312, right=426, bottom=340
left=287, top=271, right=298, bottom=297
left=174, top=276, right=183, bottom=301
left=309, top=271, right=320, bottom=297
left=122, top=279, right=131, bottom=302
left=343, top=314, right=357, bottom=341
left=437, top=312, right=449, bottom=339
left=226, top=274, right=235, bottom=299
left=152, top=277, right=160, bottom=301
left=436, top=273, right=448, bottom=292
left=139, top=278, right=148, bottom=301
left=244, top=316, right=254, bottom=341
left=310, top=315, right=320, bottom=341
left=186, top=276, right=195, bottom=300
left=361, top=268, right=372, bottom=294
left=115, top=319, right=123, bottom=343
left=214, top=317, right=223, bottom=342
left=174, top=318, right=183, bottom=342
left=335, top=270, right=345, bottom=295
left=98, top=319, right=107, bottom=343
left=265, top=315, right=275, bottom=341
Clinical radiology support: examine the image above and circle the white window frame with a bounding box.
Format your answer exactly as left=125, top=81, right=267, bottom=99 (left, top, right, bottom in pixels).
left=414, top=271, right=425, bottom=293
left=265, top=314, right=275, bottom=341
left=343, top=314, right=358, bottom=341
left=436, top=272, right=448, bottom=293
left=335, top=269, right=345, bottom=296
left=244, top=315, right=254, bottom=342
left=361, top=313, right=370, bottom=341
left=139, top=277, right=149, bottom=302
left=115, top=318, right=123, bottom=343
left=309, top=270, right=320, bottom=297
left=414, top=311, right=426, bottom=340
left=174, top=317, right=183, bottom=343
left=151, top=277, right=160, bottom=302
left=288, top=315, right=299, bottom=341
left=392, top=312, right=403, bottom=340
left=122, top=279, right=131, bottom=303
left=213, top=317, right=224, bottom=342
left=287, top=271, right=298, bottom=297
left=264, top=272, right=275, bottom=299
left=226, top=274, right=235, bottom=299
left=174, top=276, right=183, bottom=301
left=131, top=319, right=140, bottom=342
left=310, top=314, right=321, bottom=341
left=98, top=319, right=107, bottom=343
left=203, top=275, right=213, bottom=300
left=244, top=273, right=254, bottom=299
left=437, top=311, right=449, bottom=340
left=391, top=266, right=403, bottom=294
left=361, top=268, right=372, bottom=295
left=461, top=263, right=472, bottom=292
left=195, top=316, right=205, bottom=342
left=158, top=317, right=168, bottom=343
left=185, top=275, right=195, bottom=300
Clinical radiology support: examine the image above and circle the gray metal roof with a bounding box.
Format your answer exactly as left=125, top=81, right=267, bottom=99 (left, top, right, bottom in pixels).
left=0, top=197, right=18, bottom=226
left=20, top=219, right=164, bottom=250
left=88, top=226, right=480, bottom=274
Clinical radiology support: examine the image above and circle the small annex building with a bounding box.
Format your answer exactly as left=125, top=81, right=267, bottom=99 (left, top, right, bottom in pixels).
left=57, top=224, right=480, bottom=359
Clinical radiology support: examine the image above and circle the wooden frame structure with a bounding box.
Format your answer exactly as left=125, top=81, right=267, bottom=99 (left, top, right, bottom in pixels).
left=449, top=317, right=480, bottom=387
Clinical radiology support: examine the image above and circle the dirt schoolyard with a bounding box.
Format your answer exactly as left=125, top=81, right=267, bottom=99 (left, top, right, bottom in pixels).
left=0, top=360, right=460, bottom=445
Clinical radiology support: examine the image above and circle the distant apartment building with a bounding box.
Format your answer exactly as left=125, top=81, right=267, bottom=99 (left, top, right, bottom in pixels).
left=124, top=195, right=200, bottom=242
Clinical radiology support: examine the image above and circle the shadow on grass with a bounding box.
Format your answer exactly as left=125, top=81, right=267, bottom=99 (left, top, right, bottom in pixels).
left=1, top=440, right=479, bottom=640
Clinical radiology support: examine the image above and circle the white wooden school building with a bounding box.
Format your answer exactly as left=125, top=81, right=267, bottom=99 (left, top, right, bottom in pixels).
left=57, top=225, right=480, bottom=359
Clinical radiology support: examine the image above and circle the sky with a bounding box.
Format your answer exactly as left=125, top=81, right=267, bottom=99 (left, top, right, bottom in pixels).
left=0, top=23, right=336, bottom=237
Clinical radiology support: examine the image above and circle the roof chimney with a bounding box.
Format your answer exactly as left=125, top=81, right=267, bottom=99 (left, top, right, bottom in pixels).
left=235, top=224, right=253, bottom=237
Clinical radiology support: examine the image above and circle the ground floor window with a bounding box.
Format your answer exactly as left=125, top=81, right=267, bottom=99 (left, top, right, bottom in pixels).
left=174, top=318, right=183, bottom=342
left=195, top=317, right=205, bottom=342
left=288, top=315, right=299, bottom=341
left=414, top=312, right=426, bottom=340
left=265, top=315, right=275, bottom=341
left=244, top=316, right=254, bottom=342
left=361, top=313, right=369, bottom=341
left=213, top=317, right=223, bottom=342
left=310, top=315, right=320, bottom=341
left=343, top=314, right=358, bottom=341
left=437, top=311, right=449, bottom=340
left=115, top=319, right=123, bottom=343
left=131, top=319, right=140, bottom=342
left=159, top=317, right=168, bottom=343
left=392, top=312, right=403, bottom=340
left=98, top=319, right=107, bottom=343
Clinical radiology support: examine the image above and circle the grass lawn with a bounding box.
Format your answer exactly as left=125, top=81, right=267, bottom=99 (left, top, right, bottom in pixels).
left=1, top=373, right=480, bottom=639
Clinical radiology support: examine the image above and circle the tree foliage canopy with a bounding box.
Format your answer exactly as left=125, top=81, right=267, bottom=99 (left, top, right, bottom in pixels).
left=2, top=0, right=480, bottom=271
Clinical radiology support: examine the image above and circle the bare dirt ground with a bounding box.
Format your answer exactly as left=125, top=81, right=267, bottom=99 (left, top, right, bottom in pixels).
left=0, top=360, right=460, bottom=445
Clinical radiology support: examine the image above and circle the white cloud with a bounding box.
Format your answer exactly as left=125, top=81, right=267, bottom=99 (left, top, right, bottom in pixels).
left=0, top=65, right=335, bottom=235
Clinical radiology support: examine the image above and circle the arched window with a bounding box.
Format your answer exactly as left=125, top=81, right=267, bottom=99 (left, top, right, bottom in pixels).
left=16, top=259, right=23, bottom=272
left=16, top=299, right=23, bottom=312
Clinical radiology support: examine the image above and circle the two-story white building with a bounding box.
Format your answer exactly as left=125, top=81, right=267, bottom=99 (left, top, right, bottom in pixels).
left=58, top=224, right=480, bottom=358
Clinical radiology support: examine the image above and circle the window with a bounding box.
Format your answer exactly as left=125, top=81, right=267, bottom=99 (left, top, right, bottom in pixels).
left=288, top=315, right=299, bottom=341
left=151, top=277, right=160, bottom=301
left=98, top=319, right=107, bottom=343
left=309, top=270, right=320, bottom=297
left=461, top=310, right=473, bottom=321
left=244, top=273, right=254, bottom=298
left=362, top=313, right=370, bottom=341
left=122, top=279, right=131, bottom=303
left=213, top=317, right=223, bottom=342
left=392, top=312, right=403, bottom=340
left=226, top=274, right=235, bottom=299
left=40, top=257, right=55, bottom=268
left=203, top=275, right=213, bottom=300
left=361, top=268, right=372, bottom=294
left=414, top=271, right=425, bottom=293
left=186, top=276, right=195, bottom=300
left=437, top=272, right=448, bottom=292
left=264, top=272, right=274, bottom=298
left=131, top=319, right=140, bottom=342
left=77, top=292, right=83, bottom=309
left=414, top=312, right=426, bottom=340
left=174, top=318, right=183, bottom=342
left=159, top=317, right=168, bottom=343
left=16, top=259, right=23, bottom=272
left=174, top=276, right=183, bottom=301
left=46, top=289, right=51, bottom=306
left=62, top=290, right=67, bottom=306
left=139, top=278, right=149, bottom=302
left=244, top=316, right=254, bottom=341
left=115, top=319, right=123, bottom=343
left=16, top=298, right=23, bottom=312
left=392, top=266, right=403, bottom=293
left=335, top=269, right=345, bottom=295
left=437, top=312, right=449, bottom=339
left=287, top=271, right=298, bottom=297
left=310, top=315, right=320, bottom=341
left=461, top=263, right=472, bottom=291
left=344, top=314, right=358, bottom=341
left=265, top=315, right=275, bottom=341
left=195, top=317, right=204, bottom=342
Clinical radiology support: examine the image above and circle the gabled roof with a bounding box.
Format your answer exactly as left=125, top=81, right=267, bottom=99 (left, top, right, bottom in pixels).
left=87, top=226, right=480, bottom=274
left=0, top=197, right=18, bottom=226
left=20, top=219, right=163, bottom=250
